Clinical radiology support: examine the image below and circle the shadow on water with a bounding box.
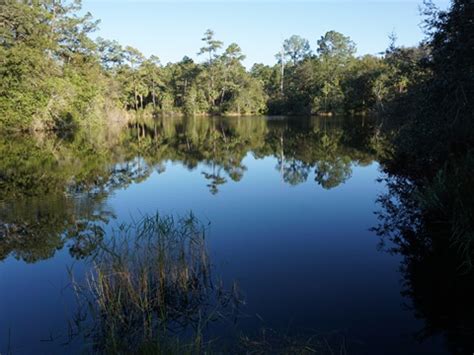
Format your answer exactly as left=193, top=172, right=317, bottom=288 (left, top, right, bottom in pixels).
left=373, top=169, right=474, bottom=354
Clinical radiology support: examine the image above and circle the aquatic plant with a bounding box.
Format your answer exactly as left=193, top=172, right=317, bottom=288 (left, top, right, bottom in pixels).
left=71, top=213, right=242, bottom=353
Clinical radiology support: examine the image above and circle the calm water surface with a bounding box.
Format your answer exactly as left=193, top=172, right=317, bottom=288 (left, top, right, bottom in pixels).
left=0, top=116, right=447, bottom=353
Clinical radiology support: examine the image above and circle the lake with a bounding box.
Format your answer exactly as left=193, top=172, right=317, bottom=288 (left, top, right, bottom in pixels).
left=0, top=116, right=448, bottom=354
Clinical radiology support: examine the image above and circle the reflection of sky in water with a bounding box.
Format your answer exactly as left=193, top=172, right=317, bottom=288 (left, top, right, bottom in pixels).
left=0, top=117, right=446, bottom=354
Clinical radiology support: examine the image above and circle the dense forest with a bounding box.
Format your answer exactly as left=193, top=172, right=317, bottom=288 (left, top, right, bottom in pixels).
left=0, top=0, right=436, bottom=131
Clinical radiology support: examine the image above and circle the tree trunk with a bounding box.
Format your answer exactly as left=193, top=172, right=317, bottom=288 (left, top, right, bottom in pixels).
left=152, top=80, right=156, bottom=109
left=279, top=134, right=285, bottom=180
left=280, top=48, right=285, bottom=95
left=134, top=87, right=138, bottom=111
left=220, top=87, right=226, bottom=106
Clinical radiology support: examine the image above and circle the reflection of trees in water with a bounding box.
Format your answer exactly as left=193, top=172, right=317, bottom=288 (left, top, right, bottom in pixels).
left=0, top=115, right=378, bottom=262
left=0, top=194, right=109, bottom=263
left=0, top=196, right=70, bottom=262
left=277, top=159, right=311, bottom=186
left=126, top=115, right=377, bottom=192
left=0, top=130, right=145, bottom=263
left=373, top=174, right=474, bottom=354
left=314, top=157, right=352, bottom=189
left=268, top=117, right=367, bottom=189
left=202, top=165, right=227, bottom=195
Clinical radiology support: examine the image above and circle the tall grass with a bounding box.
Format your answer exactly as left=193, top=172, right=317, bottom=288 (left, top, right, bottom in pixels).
left=71, top=213, right=242, bottom=353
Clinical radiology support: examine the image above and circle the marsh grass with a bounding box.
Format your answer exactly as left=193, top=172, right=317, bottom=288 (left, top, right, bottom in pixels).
left=71, top=213, right=242, bottom=353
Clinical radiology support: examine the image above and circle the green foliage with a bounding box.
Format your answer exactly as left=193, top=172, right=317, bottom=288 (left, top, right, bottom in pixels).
left=198, top=29, right=223, bottom=63
left=282, top=35, right=312, bottom=64
left=97, top=30, right=267, bottom=117
left=317, top=30, right=356, bottom=60
left=342, top=55, right=388, bottom=113
left=252, top=31, right=399, bottom=116
left=0, top=0, right=106, bottom=130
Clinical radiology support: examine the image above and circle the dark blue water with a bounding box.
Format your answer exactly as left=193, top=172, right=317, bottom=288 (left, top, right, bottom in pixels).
left=0, top=116, right=447, bottom=354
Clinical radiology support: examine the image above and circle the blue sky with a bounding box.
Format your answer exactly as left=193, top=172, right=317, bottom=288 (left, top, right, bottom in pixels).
left=82, top=0, right=450, bottom=67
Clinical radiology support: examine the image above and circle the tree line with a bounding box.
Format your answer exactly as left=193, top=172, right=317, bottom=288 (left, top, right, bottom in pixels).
left=1, top=0, right=428, bottom=131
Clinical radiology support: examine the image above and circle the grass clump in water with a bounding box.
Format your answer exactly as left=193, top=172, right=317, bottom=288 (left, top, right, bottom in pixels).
left=72, top=213, right=242, bottom=353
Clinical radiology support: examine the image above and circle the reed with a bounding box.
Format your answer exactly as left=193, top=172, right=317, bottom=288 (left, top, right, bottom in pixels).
left=71, top=213, right=242, bottom=353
